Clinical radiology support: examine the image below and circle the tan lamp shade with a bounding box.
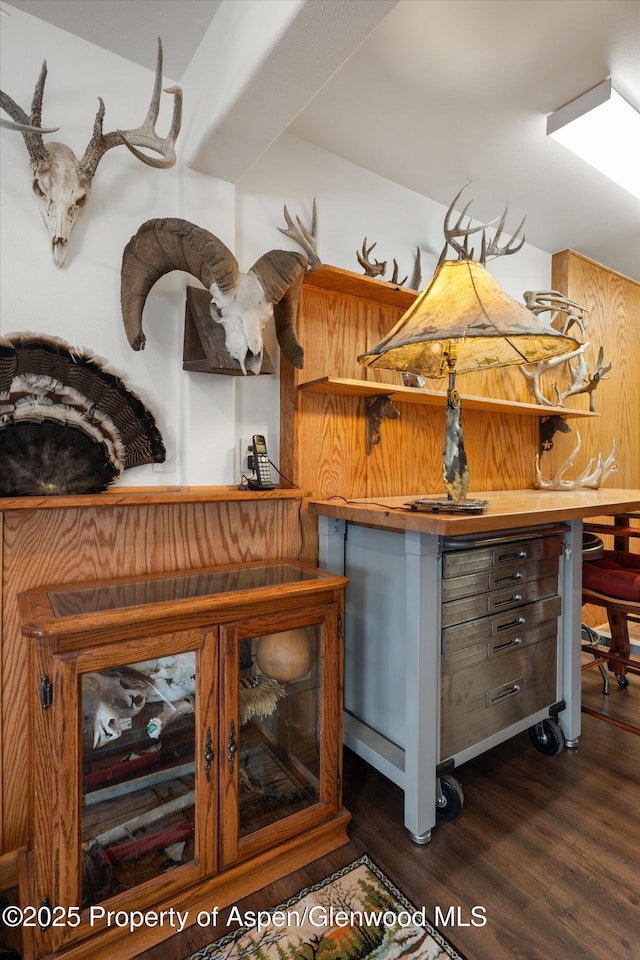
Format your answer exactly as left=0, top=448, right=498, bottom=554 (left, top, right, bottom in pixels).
left=358, top=259, right=580, bottom=376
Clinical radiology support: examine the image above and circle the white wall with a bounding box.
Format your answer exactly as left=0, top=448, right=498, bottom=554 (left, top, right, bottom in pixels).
left=1, top=5, right=552, bottom=489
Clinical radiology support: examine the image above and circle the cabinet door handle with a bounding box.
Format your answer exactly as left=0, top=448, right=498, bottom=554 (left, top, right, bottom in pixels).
left=204, top=727, right=214, bottom=783
left=227, top=720, right=238, bottom=773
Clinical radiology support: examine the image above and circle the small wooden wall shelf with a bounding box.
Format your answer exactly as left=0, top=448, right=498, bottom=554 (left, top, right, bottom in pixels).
left=303, top=264, right=418, bottom=307
left=298, top=376, right=599, bottom=419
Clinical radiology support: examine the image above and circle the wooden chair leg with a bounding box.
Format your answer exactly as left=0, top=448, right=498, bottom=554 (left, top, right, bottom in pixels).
left=608, top=606, right=631, bottom=686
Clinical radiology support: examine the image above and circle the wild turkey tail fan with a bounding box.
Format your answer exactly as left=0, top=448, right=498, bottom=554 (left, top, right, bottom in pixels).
left=0, top=335, right=17, bottom=392
left=0, top=333, right=165, bottom=496
left=121, top=218, right=239, bottom=351
left=250, top=251, right=307, bottom=368
left=0, top=418, right=121, bottom=496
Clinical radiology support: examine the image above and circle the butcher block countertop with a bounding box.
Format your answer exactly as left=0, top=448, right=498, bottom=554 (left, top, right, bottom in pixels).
left=309, top=488, right=640, bottom=537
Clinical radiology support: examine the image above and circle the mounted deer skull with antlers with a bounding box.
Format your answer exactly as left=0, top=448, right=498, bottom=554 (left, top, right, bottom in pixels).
left=0, top=38, right=182, bottom=267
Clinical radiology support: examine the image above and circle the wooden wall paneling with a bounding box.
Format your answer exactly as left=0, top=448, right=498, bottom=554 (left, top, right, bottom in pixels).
left=459, top=409, right=539, bottom=493
left=551, top=251, right=640, bottom=627
left=550, top=251, right=640, bottom=490
left=0, top=514, right=4, bottom=885
left=281, top=277, right=412, bottom=561
left=0, top=493, right=304, bottom=880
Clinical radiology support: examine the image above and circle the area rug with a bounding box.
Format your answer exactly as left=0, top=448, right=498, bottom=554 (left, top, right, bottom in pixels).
left=186, top=854, right=467, bottom=959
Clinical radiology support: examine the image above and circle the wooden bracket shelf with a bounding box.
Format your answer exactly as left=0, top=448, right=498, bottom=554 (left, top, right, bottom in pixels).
left=298, top=376, right=599, bottom=419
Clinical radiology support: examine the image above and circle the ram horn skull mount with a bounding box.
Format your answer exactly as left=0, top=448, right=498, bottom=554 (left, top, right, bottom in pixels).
left=121, top=218, right=307, bottom=374
left=0, top=38, right=182, bottom=267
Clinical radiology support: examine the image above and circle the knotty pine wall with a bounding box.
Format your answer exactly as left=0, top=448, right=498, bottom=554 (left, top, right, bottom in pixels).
left=0, top=490, right=305, bottom=889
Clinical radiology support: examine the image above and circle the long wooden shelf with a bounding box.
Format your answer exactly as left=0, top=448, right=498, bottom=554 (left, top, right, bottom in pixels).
left=0, top=485, right=309, bottom=512
left=298, top=376, right=599, bottom=419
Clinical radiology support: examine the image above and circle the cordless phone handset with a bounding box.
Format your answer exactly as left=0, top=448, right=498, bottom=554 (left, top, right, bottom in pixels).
left=248, top=434, right=275, bottom=489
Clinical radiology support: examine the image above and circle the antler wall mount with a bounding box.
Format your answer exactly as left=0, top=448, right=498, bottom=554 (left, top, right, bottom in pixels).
left=520, top=289, right=612, bottom=455
left=0, top=38, right=182, bottom=267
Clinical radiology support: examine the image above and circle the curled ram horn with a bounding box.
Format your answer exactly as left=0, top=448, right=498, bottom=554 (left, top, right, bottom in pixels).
left=120, top=218, right=238, bottom=351
left=251, top=250, right=307, bottom=369
left=120, top=218, right=307, bottom=372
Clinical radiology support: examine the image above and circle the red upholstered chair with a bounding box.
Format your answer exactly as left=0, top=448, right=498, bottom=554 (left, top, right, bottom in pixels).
left=581, top=514, right=640, bottom=735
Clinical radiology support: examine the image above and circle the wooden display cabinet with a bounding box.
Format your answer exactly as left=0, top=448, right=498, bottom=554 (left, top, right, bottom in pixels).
left=18, top=560, right=349, bottom=960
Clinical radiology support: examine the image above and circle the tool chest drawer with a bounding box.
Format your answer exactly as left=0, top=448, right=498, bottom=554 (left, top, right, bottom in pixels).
left=441, top=594, right=561, bottom=669
left=440, top=633, right=558, bottom=757
left=440, top=528, right=564, bottom=759
left=441, top=531, right=562, bottom=627
left=442, top=575, right=559, bottom=627
left=442, top=539, right=560, bottom=602
left=442, top=531, right=561, bottom=580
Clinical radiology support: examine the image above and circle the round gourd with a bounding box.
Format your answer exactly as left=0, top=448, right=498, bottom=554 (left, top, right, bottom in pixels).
left=256, top=628, right=315, bottom=682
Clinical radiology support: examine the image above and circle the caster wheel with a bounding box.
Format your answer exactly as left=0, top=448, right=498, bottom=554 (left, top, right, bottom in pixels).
left=528, top=718, right=565, bottom=756
left=615, top=674, right=630, bottom=688
left=436, top=774, right=464, bottom=821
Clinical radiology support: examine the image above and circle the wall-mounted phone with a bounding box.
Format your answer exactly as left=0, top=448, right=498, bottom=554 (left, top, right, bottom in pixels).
left=247, top=434, right=275, bottom=489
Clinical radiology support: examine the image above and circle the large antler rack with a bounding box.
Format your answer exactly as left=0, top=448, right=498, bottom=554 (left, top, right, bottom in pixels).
left=520, top=290, right=611, bottom=413
left=437, top=183, right=526, bottom=267
left=80, top=38, right=182, bottom=178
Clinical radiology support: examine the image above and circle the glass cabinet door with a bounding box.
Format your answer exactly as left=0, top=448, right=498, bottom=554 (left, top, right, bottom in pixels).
left=80, top=645, right=201, bottom=905
left=219, top=605, right=339, bottom=867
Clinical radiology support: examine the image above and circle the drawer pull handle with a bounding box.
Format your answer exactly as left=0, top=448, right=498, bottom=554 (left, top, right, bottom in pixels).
left=494, top=592, right=522, bottom=607
left=491, top=636, right=523, bottom=655
left=495, top=615, right=526, bottom=633
left=487, top=682, right=521, bottom=705
left=496, top=549, right=527, bottom=563
left=494, top=571, right=524, bottom=585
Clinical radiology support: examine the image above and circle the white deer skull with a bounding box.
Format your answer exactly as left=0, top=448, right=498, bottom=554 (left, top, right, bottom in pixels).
left=31, top=143, right=91, bottom=266
left=1, top=39, right=182, bottom=266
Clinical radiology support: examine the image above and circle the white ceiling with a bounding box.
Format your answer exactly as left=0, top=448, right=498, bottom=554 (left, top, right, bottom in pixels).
left=4, top=0, right=640, bottom=282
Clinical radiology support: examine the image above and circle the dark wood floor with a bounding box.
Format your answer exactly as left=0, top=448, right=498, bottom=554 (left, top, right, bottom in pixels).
left=134, top=661, right=640, bottom=960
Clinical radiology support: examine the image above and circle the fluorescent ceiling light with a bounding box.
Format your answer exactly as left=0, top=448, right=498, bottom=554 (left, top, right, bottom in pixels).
left=547, top=78, right=640, bottom=199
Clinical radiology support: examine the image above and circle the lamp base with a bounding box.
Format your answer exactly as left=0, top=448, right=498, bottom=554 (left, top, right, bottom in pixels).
left=405, top=497, right=490, bottom=514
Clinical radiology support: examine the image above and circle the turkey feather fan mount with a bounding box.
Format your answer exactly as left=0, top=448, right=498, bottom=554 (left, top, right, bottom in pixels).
left=0, top=334, right=165, bottom=496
